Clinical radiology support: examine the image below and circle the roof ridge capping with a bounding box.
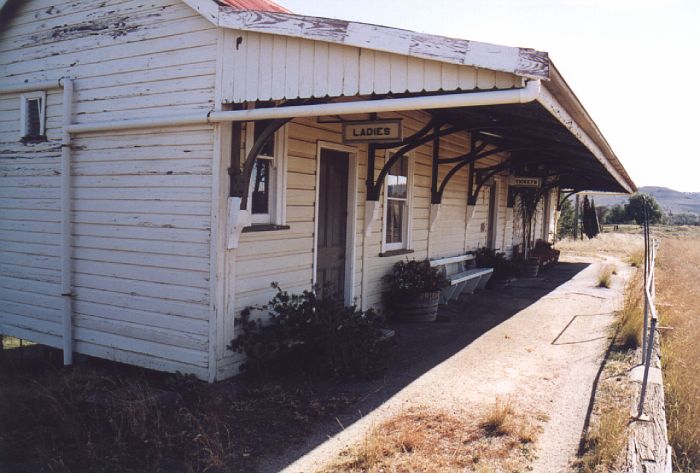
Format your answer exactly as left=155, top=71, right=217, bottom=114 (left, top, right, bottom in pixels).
left=184, top=1, right=549, bottom=80
left=217, top=0, right=290, bottom=13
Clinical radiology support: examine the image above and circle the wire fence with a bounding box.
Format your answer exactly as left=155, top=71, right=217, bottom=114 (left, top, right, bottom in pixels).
left=637, top=200, right=659, bottom=419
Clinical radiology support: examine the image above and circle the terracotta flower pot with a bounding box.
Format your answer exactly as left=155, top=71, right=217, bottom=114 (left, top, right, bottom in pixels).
left=388, top=290, right=440, bottom=322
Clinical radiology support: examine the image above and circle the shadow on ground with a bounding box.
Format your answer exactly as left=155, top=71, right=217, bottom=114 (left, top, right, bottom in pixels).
left=258, top=261, right=589, bottom=472
left=0, top=262, right=589, bottom=473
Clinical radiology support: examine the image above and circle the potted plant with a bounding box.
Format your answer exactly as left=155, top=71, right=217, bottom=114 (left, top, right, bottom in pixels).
left=475, top=247, right=518, bottom=286
left=513, top=187, right=544, bottom=278
left=384, top=259, right=448, bottom=322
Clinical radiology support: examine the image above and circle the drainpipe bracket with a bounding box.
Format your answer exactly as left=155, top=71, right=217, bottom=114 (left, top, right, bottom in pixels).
left=429, top=203, right=442, bottom=232
left=364, top=200, right=381, bottom=237
left=226, top=196, right=251, bottom=249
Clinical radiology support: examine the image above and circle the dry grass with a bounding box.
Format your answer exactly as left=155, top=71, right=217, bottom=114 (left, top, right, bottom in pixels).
left=577, top=320, right=638, bottom=472
left=578, top=398, right=630, bottom=472
left=656, top=237, right=700, bottom=472
left=596, top=265, right=616, bottom=288
left=617, top=266, right=644, bottom=350
left=325, top=402, right=541, bottom=473
left=0, top=347, right=359, bottom=473
left=0, top=336, right=33, bottom=350
left=556, top=232, right=644, bottom=260
left=577, top=256, right=644, bottom=471
left=479, top=398, right=515, bottom=437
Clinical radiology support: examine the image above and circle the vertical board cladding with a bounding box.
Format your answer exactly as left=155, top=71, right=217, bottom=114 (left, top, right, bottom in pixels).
left=219, top=110, right=510, bottom=377
left=223, top=30, right=522, bottom=103
left=0, top=0, right=218, bottom=379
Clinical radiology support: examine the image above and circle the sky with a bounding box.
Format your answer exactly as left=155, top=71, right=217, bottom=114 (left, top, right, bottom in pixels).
left=277, top=0, right=700, bottom=192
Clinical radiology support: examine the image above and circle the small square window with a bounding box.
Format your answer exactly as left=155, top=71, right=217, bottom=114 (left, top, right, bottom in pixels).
left=20, top=91, right=46, bottom=143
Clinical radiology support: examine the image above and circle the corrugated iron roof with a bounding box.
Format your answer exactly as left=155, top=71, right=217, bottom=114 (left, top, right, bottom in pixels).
left=219, top=0, right=290, bottom=13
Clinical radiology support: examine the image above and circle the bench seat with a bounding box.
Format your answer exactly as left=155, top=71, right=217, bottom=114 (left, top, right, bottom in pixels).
left=430, top=254, right=494, bottom=304
left=448, top=268, right=493, bottom=285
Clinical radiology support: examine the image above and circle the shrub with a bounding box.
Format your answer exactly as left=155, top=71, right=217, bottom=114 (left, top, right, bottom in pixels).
left=228, top=283, right=387, bottom=379
left=384, top=259, right=448, bottom=294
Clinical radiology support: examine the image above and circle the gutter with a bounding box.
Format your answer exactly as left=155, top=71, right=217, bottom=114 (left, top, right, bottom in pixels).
left=59, top=77, right=628, bottom=192
left=64, top=80, right=542, bottom=134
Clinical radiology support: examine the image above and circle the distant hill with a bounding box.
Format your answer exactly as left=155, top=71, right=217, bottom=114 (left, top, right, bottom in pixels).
left=591, top=186, right=700, bottom=216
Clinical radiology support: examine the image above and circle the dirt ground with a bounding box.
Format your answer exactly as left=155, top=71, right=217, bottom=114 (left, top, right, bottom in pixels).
left=256, top=254, right=633, bottom=473
left=1, top=251, right=633, bottom=473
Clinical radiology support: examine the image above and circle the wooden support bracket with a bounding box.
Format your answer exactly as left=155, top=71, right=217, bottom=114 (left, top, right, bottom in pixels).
left=230, top=118, right=290, bottom=209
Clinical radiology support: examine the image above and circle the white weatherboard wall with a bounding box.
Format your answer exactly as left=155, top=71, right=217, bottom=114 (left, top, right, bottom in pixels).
left=0, top=0, right=218, bottom=379
left=218, top=110, right=510, bottom=377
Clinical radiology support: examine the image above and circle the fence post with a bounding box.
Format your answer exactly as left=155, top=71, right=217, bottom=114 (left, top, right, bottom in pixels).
left=642, top=200, right=649, bottom=363
left=637, top=316, right=657, bottom=419
left=636, top=197, right=658, bottom=419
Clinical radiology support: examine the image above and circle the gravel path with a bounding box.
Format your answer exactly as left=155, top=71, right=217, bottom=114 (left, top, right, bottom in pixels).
left=261, top=255, right=631, bottom=473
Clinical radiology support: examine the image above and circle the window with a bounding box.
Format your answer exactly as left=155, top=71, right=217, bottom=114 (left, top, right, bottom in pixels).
left=20, top=91, right=46, bottom=143
left=245, top=120, right=287, bottom=225
left=383, top=153, right=413, bottom=252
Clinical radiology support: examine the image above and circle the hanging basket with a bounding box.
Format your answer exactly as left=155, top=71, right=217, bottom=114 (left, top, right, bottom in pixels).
left=521, top=257, right=540, bottom=278
left=387, top=290, right=440, bottom=323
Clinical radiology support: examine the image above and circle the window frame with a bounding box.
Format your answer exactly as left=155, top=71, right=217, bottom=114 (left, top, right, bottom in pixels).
left=20, top=91, right=46, bottom=142
left=381, top=151, right=414, bottom=253
left=244, top=121, right=288, bottom=226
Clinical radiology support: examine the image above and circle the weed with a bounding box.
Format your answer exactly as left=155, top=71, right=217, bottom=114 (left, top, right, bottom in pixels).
left=579, top=405, right=628, bottom=472
left=325, top=406, right=541, bottom=473
left=597, top=265, right=615, bottom=288
left=479, top=398, right=514, bottom=436
left=628, top=249, right=644, bottom=268
left=617, top=267, right=644, bottom=350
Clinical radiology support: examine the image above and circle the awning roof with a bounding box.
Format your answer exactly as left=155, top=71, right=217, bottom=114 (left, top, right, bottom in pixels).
left=184, top=1, right=634, bottom=194
left=435, top=101, right=626, bottom=193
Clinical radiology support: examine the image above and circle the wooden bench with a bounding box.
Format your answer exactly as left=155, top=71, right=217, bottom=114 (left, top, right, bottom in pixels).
left=430, top=253, right=494, bottom=304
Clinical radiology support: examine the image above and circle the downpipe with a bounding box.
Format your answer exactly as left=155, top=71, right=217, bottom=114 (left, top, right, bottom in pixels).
left=59, top=77, right=74, bottom=365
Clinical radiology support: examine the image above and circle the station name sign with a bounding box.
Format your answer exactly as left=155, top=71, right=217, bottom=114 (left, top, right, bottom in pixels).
left=342, top=120, right=402, bottom=144
left=511, top=176, right=542, bottom=188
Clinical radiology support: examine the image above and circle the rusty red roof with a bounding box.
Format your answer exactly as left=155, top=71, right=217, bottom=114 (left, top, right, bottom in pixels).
left=219, top=0, right=290, bottom=13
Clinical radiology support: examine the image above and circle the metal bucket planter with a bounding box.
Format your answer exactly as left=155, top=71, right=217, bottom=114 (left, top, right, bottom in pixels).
left=388, top=290, right=440, bottom=322
left=521, top=257, right=540, bottom=278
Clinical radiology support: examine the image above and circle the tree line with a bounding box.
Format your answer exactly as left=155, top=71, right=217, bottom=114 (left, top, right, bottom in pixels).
left=558, top=193, right=699, bottom=239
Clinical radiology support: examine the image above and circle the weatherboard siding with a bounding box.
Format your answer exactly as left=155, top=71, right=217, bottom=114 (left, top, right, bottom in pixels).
left=221, top=29, right=523, bottom=103
left=219, top=110, right=510, bottom=377
left=0, top=0, right=218, bottom=379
